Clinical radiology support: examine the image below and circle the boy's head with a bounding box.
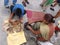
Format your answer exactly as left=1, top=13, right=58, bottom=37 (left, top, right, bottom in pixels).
left=44, top=14, right=55, bottom=24
left=15, top=8, right=26, bottom=18
left=15, top=8, right=22, bottom=18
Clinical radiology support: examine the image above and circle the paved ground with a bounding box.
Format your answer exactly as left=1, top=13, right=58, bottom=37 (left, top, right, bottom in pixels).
left=0, top=0, right=60, bottom=45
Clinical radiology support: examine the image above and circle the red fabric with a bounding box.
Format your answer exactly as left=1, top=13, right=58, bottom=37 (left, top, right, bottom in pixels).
left=55, top=26, right=60, bottom=31
left=26, top=10, right=45, bottom=24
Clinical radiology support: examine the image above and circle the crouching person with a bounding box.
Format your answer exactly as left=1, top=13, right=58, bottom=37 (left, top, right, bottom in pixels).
left=9, top=4, right=26, bottom=23
left=25, top=14, right=55, bottom=45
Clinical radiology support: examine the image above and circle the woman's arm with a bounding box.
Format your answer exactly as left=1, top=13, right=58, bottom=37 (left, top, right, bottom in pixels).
left=27, top=25, right=40, bottom=35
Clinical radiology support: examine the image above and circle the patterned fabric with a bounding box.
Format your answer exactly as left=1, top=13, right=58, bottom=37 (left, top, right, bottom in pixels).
left=3, top=20, right=26, bottom=45
left=3, top=20, right=23, bottom=33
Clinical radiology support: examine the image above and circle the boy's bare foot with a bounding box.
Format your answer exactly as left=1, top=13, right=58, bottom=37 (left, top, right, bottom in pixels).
left=22, top=2, right=26, bottom=7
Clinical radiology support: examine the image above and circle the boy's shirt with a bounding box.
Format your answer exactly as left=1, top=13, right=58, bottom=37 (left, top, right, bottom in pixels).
left=12, top=4, right=25, bottom=15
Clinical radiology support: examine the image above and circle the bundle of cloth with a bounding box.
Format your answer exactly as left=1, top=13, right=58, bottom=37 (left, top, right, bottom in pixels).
left=3, top=19, right=23, bottom=33
left=3, top=19, right=26, bottom=45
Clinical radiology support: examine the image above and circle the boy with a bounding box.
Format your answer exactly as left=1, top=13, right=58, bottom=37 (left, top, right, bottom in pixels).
left=9, top=4, right=26, bottom=23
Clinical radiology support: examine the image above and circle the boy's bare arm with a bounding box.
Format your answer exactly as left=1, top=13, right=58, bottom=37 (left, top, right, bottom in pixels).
left=9, top=13, right=14, bottom=22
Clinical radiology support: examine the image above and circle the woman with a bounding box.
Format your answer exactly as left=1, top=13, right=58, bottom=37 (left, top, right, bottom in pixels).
left=25, top=14, right=55, bottom=45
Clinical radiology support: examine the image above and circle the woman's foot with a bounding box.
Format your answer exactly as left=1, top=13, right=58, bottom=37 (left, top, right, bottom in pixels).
left=50, top=8, right=54, bottom=11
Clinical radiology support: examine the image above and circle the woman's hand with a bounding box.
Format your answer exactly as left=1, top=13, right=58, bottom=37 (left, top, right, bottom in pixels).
left=27, top=25, right=40, bottom=35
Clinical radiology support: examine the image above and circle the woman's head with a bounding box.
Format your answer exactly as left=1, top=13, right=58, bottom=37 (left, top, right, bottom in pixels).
left=44, top=14, right=55, bottom=24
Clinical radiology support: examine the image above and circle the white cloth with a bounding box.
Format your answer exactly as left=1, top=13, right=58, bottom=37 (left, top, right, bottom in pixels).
left=38, top=41, right=53, bottom=45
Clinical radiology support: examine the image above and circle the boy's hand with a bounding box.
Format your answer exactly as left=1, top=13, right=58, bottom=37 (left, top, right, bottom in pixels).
left=9, top=19, right=13, bottom=23
left=9, top=20, right=15, bottom=25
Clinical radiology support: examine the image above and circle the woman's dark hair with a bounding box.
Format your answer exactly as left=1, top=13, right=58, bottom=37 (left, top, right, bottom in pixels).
left=44, top=14, right=55, bottom=23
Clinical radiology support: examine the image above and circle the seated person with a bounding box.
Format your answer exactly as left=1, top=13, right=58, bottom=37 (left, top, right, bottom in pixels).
left=25, top=14, right=55, bottom=42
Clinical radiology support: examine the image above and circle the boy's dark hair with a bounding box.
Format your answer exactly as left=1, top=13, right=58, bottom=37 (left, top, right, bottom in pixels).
left=44, top=14, right=55, bottom=23
left=15, top=8, right=26, bottom=18
left=15, top=8, right=25, bottom=18
left=15, top=8, right=22, bottom=16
